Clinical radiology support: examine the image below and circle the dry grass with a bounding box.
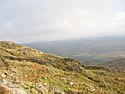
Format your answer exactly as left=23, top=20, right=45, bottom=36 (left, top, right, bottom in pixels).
left=0, top=41, right=125, bottom=94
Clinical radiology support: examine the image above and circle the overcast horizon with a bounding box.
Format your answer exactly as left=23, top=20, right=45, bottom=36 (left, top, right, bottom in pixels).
left=0, top=0, right=125, bottom=43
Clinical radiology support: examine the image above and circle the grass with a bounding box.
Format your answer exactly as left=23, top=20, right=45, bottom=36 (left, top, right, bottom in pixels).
left=0, top=41, right=125, bottom=94
left=1, top=58, right=125, bottom=94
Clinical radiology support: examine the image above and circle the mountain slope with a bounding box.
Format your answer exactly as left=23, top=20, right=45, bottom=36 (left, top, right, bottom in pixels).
left=0, top=41, right=125, bottom=94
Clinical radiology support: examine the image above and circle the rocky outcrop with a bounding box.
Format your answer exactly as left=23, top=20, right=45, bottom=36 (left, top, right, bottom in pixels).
left=0, top=79, right=27, bottom=94
left=52, top=58, right=83, bottom=72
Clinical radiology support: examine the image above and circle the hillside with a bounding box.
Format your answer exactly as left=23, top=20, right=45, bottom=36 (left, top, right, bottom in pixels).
left=0, top=41, right=125, bottom=94
left=102, top=58, right=125, bottom=71
left=23, top=36, right=125, bottom=65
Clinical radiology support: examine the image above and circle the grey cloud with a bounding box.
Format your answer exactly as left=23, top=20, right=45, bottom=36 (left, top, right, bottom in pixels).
left=0, top=0, right=125, bottom=43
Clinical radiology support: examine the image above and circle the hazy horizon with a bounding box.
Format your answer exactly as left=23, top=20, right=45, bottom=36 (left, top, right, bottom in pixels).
left=0, top=0, right=125, bottom=43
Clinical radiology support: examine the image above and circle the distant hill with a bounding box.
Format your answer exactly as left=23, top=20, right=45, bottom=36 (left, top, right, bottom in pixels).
left=1, top=41, right=125, bottom=94
left=23, top=35, right=125, bottom=65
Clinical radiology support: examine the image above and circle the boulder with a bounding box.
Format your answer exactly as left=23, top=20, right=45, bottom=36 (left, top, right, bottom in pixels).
left=49, top=86, right=65, bottom=94
left=35, top=83, right=48, bottom=94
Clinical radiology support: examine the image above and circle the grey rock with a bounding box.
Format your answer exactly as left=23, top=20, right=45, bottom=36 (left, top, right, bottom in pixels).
left=49, top=86, right=65, bottom=94
left=0, top=79, right=27, bottom=94
left=35, top=83, right=48, bottom=94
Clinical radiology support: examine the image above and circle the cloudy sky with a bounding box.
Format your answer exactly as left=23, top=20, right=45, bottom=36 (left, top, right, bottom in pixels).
left=0, top=0, right=125, bottom=43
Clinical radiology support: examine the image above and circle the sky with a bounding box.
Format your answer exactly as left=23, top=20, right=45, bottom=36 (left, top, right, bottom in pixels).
left=0, top=0, right=125, bottom=43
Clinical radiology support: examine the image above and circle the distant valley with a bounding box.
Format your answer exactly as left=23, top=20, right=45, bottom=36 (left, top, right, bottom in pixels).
left=23, top=35, right=125, bottom=69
